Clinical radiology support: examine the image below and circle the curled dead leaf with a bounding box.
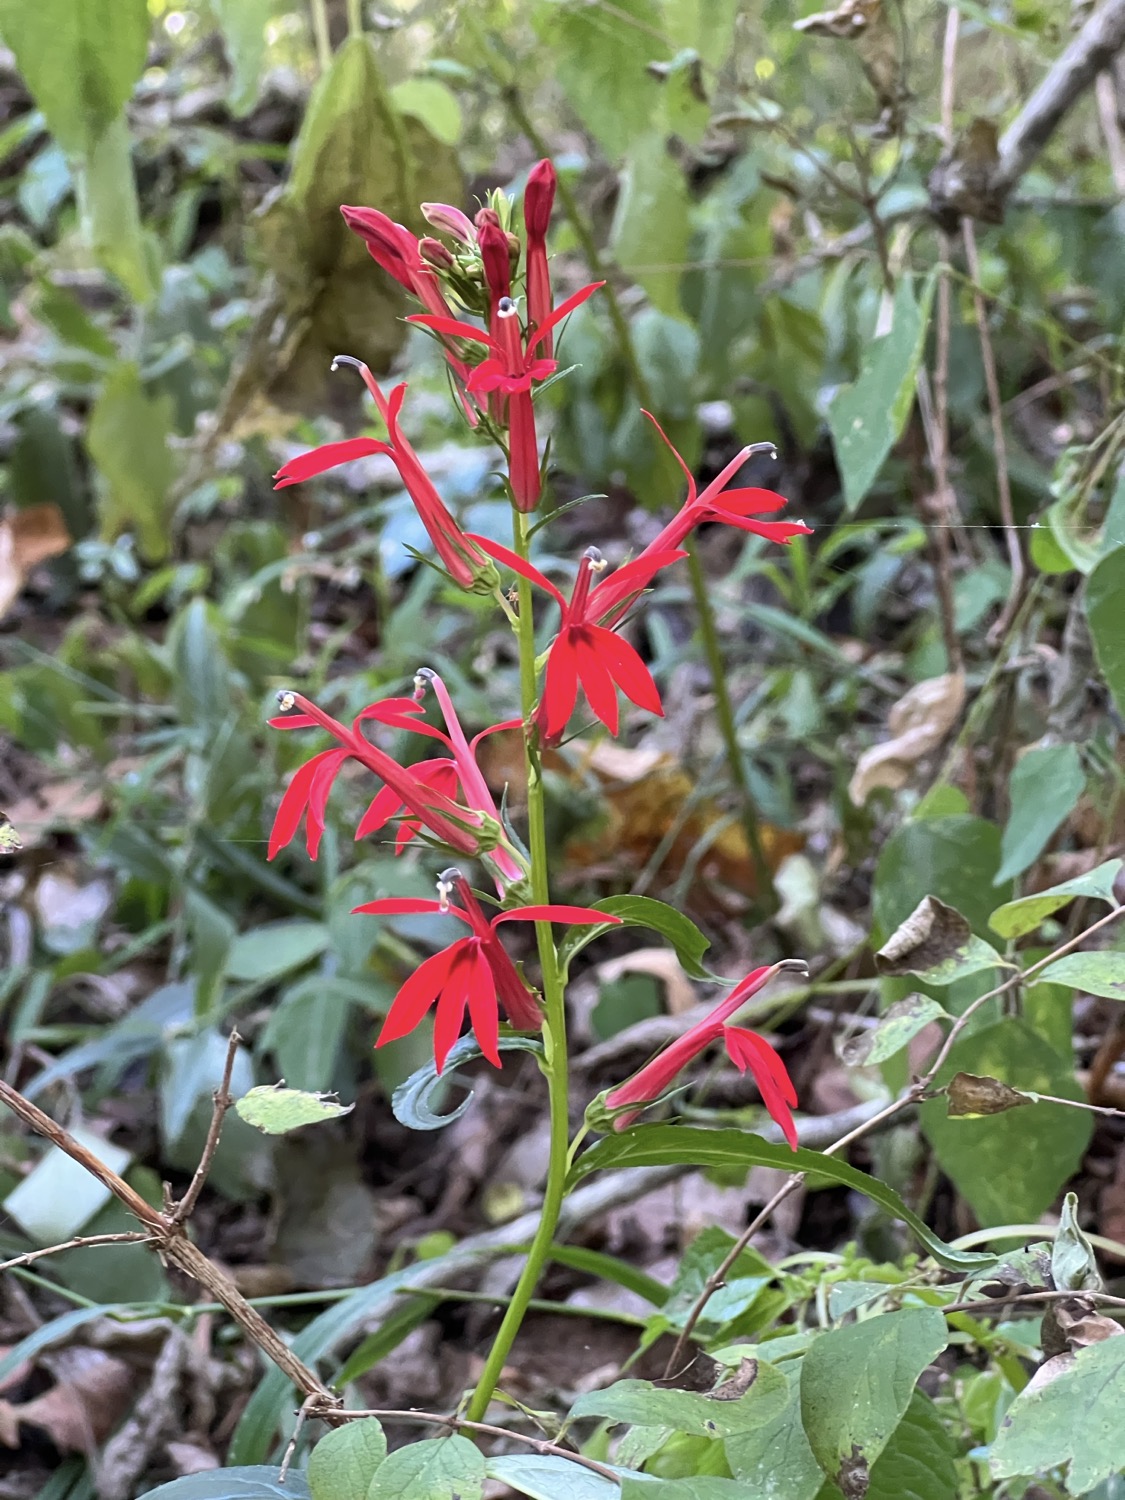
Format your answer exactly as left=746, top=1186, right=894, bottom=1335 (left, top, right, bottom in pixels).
left=0, top=1347, right=133, bottom=1453
left=596, top=947, right=697, bottom=1017
left=849, top=672, right=966, bottom=805
left=946, top=1072, right=1031, bottom=1118
left=876, top=895, right=973, bottom=975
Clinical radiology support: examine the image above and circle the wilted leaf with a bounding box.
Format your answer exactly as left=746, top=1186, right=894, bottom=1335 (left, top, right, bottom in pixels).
left=0, top=1347, right=133, bottom=1452
left=876, top=896, right=1004, bottom=984
left=235, top=1085, right=353, bottom=1135
left=0, top=503, right=71, bottom=620
left=1052, top=1191, right=1102, bottom=1293
left=849, top=674, right=965, bottom=804
left=392, top=1035, right=545, bottom=1131
left=841, top=993, right=946, bottom=1067
left=945, top=1072, right=1031, bottom=1118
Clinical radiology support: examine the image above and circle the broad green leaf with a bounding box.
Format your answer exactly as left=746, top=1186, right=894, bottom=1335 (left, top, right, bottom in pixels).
left=235, top=1086, right=353, bottom=1135
left=569, top=1367, right=788, bottom=1438
left=919, top=1018, right=1092, bottom=1225
left=611, top=132, right=691, bottom=318
left=262, top=977, right=353, bottom=1093
left=226, top=921, right=329, bottom=982
left=724, top=1368, right=822, bottom=1500
left=392, top=1035, right=545, bottom=1130
left=3, top=1125, right=131, bottom=1242
left=532, top=0, right=664, bottom=159
left=620, top=1482, right=749, bottom=1499
left=828, top=274, right=936, bottom=512
left=990, top=1337, right=1125, bottom=1493
left=995, top=744, right=1086, bottom=885
left=874, top=816, right=1010, bottom=942
left=308, top=1420, right=387, bottom=1500
left=1035, top=950, right=1125, bottom=1000
left=368, top=1435, right=484, bottom=1500
left=841, top=995, right=947, bottom=1067
left=1087, top=543, right=1125, bottom=717
left=88, top=363, right=175, bottom=562
left=989, top=857, right=1123, bottom=938
left=569, top=1128, right=994, bottom=1272
left=0, top=0, right=149, bottom=156
left=77, top=112, right=152, bottom=302
left=864, top=1390, right=958, bottom=1500
left=486, top=1453, right=624, bottom=1499
left=559, top=895, right=713, bottom=978
left=390, top=79, right=462, bottom=145
left=136, top=1471, right=311, bottom=1500
left=800, top=1308, right=948, bottom=1491
left=633, top=308, right=701, bottom=420
left=211, top=0, right=272, bottom=116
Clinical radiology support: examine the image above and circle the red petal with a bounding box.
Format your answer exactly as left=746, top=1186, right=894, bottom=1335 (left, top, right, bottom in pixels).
left=720, top=517, right=813, bottom=543
left=376, top=942, right=465, bottom=1051
left=593, top=628, right=663, bottom=716
left=433, top=944, right=477, bottom=1073
left=407, top=312, right=495, bottom=349
left=710, top=487, right=789, bottom=516
left=465, top=534, right=566, bottom=609
left=268, top=713, right=320, bottom=730
left=353, top=897, right=456, bottom=917
left=589, top=550, right=687, bottom=620
left=306, top=749, right=348, bottom=858
left=273, top=439, right=386, bottom=488
left=724, top=1027, right=798, bottom=1148
left=465, top=944, right=500, bottom=1067
left=355, top=785, right=402, bottom=839
left=268, top=751, right=338, bottom=861
left=495, top=906, right=622, bottom=926
left=394, top=819, right=421, bottom=853
left=541, top=634, right=580, bottom=740
left=469, top=718, right=524, bottom=752
left=526, top=280, right=605, bottom=357
left=574, top=633, right=620, bottom=735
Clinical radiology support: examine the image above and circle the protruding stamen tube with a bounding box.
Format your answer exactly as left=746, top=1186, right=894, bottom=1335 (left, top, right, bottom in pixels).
left=437, top=867, right=460, bottom=911
left=747, top=441, right=779, bottom=461
left=277, top=690, right=297, bottom=712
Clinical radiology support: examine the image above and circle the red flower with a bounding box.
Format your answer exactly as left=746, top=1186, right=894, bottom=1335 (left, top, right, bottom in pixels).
left=267, top=691, right=485, bottom=861
left=469, top=535, right=686, bottom=745
left=358, top=870, right=620, bottom=1072
left=523, top=160, right=556, bottom=355
left=409, top=282, right=603, bottom=511
left=604, top=961, right=805, bottom=1147
left=356, top=669, right=524, bottom=887
left=273, top=361, right=498, bottom=595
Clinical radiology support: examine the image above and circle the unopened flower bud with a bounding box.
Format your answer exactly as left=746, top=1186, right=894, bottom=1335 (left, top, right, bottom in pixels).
left=419, top=236, right=456, bottom=270
left=421, top=202, right=476, bottom=244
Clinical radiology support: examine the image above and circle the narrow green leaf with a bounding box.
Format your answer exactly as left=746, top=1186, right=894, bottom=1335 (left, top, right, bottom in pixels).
left=1035, top=951, right=1125, bottom=1000
left=77, top=111, right=153, bottom=302
left=1087, top=544, right=1125, bottom=718
left=989, top=857, right=1123, bottom=938
left=611, top=133, right=691, bottom=318
left=800, top=1308, right=948, bottom=1491
left=308, top=1420, right=387, bottom=1500
left=995, top=744, right=1086, bottom=885
left=88, top=363, right=175, bottom=562
left=569, top=1127, right=994, bottom=1272
left=235, top=1086, right=353, bottom=1135
left=392, top=1035, right=545, bottom=1131
left=211, top=0, right=273, bottom=116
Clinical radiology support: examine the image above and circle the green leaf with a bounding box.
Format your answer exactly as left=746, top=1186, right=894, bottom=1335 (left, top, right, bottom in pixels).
left=1087, top=543, right=1125, bottom=718
left=0, top=0, right=149, bottom=156
left=864, top=1390, right=958, bottom=1500
left=633, top=308, right=701, bottom=420
left=332, top=1297, right=443, bottom=1389
left=235, top=1086, right=353, bottom=1135
left=262, top=977, right=353, bottom=1093
left=392, top=1035, right=545, bottom=1131
left=827, top=275, right=936, bottom=512
left=389, top=79, right=462, bottom=145
left=368, top=1435, right=485, bottom=1500
left=919, top=1017, right=1092, bottom=1225
left=226, top=921, right=329, bottom=982
left=875, top=896, right=1005, bottom=986
left=990, top=1337, right=1125, bottom=1493
left=989, top=857, right=1123, bottom=938
left=169, top=599, right=233, bottom=735
left=308, top=1420, right=387, bottom=1500
left=486, top=1454, right=624, bottom=1499
left=559, top=895, right=713, bottom=979
left=611, top=132, right=690, bottom=318
left=874, top=816, right=1010, bottom=942
left=3, top=1124, right=131, bottom=1242
left=135, top=1472, right=311, bottom=1500
left=995, top=744, right=1086, bottom=886
left=211, top=0, right=272, bottom=116
left=77, top=111, right=153, bottom=302
left=841, top=995, right=948, bottom=1067
left=724, top=1367, right=822, bottom=1500
left=569, top=1128, right=994, bottom=1272
left=569, top=1367, right=788, bottom=1438
left=620, top=1479, right=759, bottom=1498
left=800, top=1308, right=948, bottom=1492
left=1035, top=950, right=1125, bottom=1000
left=1052, top=1190, right=1102, bottom=1292
left=88, top=363, right=175, bottom=562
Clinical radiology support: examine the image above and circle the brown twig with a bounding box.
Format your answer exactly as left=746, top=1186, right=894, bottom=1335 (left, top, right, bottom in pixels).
left=170, top=1028, right=240, bottom=1224
left=961, top=218, right=1026, bottom=643
left=0, top=1232, right=152, bottom=1274
left=663, top=900, right=1125, bottom=1376
left=0, top=1078, right=343, bottom=1419
left=332, top=1406, right=620, bottom=1482
left=943, top=1287, right=1125, bottom=1316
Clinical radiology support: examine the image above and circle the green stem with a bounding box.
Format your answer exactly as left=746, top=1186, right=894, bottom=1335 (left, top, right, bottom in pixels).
left=465, top=509, right=571, bottom=1424
left=308, top=0, right=332, bottom=71
left=504, top=83, right=776, bottom=915
left=345, top=0, right=363, bottom=37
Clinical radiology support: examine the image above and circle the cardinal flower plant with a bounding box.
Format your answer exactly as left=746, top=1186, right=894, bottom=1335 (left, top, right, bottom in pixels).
left=266, top=160, right=812, bottom=1425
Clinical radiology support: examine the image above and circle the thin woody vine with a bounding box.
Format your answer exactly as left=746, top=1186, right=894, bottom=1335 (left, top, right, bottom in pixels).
left=266, top=159, right=812, bottom=1424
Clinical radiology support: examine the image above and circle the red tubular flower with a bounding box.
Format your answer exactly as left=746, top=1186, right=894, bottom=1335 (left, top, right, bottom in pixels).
left=268, top=691, right=485, bottom=861
left=355, top=669, right=524, bottom=888
left=604, top=960, right=806, bottom=1146
left=478, top=218, right=512, bottom=321
left=409, top=283, right=603, bottom=511
left=273, top=360, right=498, bottom=595
left=523, top=159, right=556, bottom=355
left=468, top=535, right=685, bottom=744
left=358, top=869, right=621, bottom=1072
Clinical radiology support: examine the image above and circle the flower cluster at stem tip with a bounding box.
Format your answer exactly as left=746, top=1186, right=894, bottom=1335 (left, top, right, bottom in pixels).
left=267, top=159, right=812, bottom=1144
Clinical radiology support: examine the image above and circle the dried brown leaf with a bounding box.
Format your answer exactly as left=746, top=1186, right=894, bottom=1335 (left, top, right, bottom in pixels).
left=849, top=672, right=966, bottom=804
